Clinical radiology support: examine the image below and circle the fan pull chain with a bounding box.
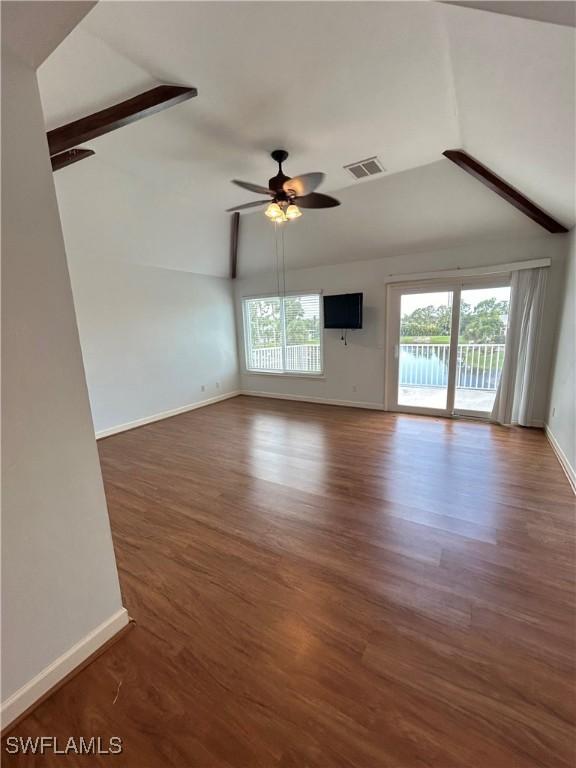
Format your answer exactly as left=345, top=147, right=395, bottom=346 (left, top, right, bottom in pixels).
left=280, top=223, right=287, bottom=298
left=274, top=220, right=281, bottom=298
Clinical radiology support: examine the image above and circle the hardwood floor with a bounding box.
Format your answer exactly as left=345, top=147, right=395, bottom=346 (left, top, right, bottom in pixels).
left=4, top=396, right=575, bottom=767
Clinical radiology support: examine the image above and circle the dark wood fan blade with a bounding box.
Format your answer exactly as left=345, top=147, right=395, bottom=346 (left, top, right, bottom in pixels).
left=296, top=192, right=340, bottom=209
left=232, top=180, right=273, bottom=196
left=283, top=172, right=324, bottom=197
left=226, top=200, right=270, bottom=212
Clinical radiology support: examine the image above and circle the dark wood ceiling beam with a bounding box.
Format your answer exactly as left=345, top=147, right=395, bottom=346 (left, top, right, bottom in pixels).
left=51, top=148, right=95, bottom=172
left=47, top=85, right=197, bottom=156
left=443, top=149, right=568, bottom=234
left=230, top=212, right=240, bottom=279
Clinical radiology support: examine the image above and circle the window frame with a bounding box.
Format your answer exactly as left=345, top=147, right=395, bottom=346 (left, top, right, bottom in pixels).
left=241, top=291, right=325, bottom=377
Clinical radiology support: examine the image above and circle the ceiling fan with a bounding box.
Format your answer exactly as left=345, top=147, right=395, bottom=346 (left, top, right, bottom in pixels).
left=227, top=149, right=340, bottom=222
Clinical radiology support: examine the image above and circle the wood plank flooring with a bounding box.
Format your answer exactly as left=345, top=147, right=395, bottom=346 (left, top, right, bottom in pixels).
left=4, top=396, right=576, bottom=767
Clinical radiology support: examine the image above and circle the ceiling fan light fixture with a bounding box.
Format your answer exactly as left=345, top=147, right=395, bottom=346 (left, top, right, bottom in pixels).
left=285, top=204, right=302, bottom=220
left=230, top=151, right=340, bottom=217
left=265, top=202, right=283, bottom=220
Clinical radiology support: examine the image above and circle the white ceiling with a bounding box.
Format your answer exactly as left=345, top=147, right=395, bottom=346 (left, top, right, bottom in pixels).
left=2, top=0, right=96, bottom=68
left=446, top=4, right=576, bottom=225
left=38, top=1, right=575, bottom=277
left=238, top=159, right=543, bottom=275
left=442, top=1, right=576, bottom=28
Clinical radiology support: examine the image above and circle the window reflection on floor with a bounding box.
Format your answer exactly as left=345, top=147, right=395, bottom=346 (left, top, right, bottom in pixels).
left=248, top=412, right=328, bottom=496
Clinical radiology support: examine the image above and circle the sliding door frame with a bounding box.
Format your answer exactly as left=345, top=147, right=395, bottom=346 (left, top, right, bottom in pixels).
left=385, top=275, right=511, bottom=418
left=452, top=274, right=511, bottom=419
left=385, top=279, right=460, bottom=416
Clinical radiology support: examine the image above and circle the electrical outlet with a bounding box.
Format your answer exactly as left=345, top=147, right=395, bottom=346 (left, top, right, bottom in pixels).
left=352, top=385, right=358, bottom=393
left=216, top=382, right=221, bottom=389
left=201, top=385, right=206, bottom=392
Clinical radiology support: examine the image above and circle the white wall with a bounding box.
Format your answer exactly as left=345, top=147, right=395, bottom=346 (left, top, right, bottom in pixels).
left=68, top=258, right=239, bottom=436
left=236, top=233, right=568, bottom=425
left=547, top=228, right=576, bottom=486
left=52, top=162, right=239, bottom=436
left=1, top=44, right=125, bottom=719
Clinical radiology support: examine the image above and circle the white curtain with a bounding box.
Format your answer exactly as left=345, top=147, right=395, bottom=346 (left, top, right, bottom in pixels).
left=491, top=267, right=548, bottom=426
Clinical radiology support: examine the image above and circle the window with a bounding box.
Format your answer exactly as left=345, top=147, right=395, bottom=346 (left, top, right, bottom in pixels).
left=243, top=293, right=323, bottom=375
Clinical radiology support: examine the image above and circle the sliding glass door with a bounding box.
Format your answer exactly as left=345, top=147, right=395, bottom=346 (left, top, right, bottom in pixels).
left=454, top=285, right=511, bottom=416
left=397, top=290, right=456, bottom=412
left=387, top=279, right=511, bottom=418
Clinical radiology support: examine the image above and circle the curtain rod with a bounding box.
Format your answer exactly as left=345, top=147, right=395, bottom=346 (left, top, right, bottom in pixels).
left=386, top=257, right=551, bottom=282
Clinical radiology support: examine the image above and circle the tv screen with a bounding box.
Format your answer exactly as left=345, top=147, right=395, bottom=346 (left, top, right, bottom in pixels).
left=323, top=293, right=363, bottom=329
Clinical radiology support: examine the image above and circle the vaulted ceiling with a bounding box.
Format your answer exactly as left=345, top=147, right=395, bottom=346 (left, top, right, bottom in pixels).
left=2, top=0, right=96, bottom=68
left=38, top=1, right=575, bottom=277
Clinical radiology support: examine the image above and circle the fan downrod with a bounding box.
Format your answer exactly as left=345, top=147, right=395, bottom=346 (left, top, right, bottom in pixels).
left=269, top=149, right=290, bottom=194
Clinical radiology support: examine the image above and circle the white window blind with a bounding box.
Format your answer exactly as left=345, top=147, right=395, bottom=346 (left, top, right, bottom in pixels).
left=243, top=293, right=322, bottom=374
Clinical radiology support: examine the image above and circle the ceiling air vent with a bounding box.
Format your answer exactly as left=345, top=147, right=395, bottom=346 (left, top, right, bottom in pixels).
left=344, top=156, right=385, bottom=180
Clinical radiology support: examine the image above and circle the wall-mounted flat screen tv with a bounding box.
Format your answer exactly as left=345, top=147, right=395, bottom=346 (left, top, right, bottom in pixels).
left=323, top=293, right=363, bottom=329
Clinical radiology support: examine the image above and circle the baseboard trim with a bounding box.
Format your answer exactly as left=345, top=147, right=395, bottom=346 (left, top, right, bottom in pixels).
left=1, top=608, right=130, bottom=732
left=96, top=391, right=241, bottom=439
left=545, top=425, right=576, bottom=495
left=241, top=390, right=385, bottom=411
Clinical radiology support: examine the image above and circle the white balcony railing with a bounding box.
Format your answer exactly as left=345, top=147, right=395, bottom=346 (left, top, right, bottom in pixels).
left=248, top=342, right=505, bottom=390
left=248, top=344, right=321, bottom=373
left=400, top=343, right=505, bottom=391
